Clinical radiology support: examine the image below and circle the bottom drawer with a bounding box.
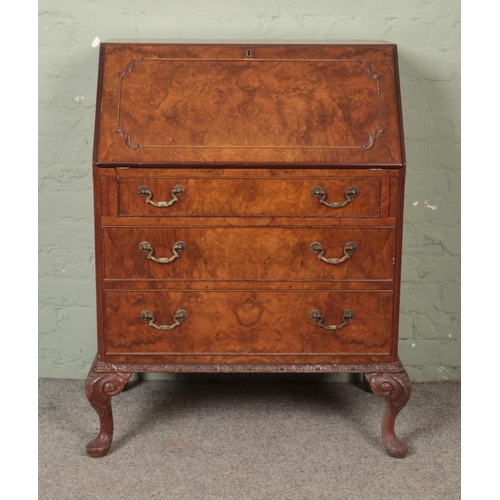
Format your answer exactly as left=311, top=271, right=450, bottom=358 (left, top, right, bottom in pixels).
left=104, top=290, right=393, bottom=356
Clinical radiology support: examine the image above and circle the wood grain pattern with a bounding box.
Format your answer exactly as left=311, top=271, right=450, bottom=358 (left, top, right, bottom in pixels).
left=118, top=60, right=380, bottom=148
left=104, top=290, right=393, bottom=356
left=95, top=43, right=403, bottom=165
left=103, top=226, right=394, bottom=281
left=118, top=177, right=381, bottom=217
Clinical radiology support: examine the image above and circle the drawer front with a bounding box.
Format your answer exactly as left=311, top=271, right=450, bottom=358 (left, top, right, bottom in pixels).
left=103, top=227, right=394, bottom=281
left=117, top=177, right=381, bottom=217
left=104, top=290, right=392, bottom=355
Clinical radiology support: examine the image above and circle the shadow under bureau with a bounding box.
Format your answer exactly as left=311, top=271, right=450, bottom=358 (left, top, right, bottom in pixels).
left=86, top=40, right=411, bottom=458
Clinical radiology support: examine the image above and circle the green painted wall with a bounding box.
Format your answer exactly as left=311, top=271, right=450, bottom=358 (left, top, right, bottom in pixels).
left=39, top=0, right=460, bottom=381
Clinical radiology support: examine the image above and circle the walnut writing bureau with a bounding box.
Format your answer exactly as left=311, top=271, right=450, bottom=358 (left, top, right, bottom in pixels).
left=86, top=40, right=411, bottom=458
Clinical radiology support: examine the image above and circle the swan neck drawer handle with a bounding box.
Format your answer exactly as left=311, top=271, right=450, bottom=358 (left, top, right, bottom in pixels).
left=311, top=185, right=360, bottom=208
left=137, top=184, right=185, bottom=207
left=310, top=241, right=357, bottom=265
left=309, top=309, right=355, bottom=331
left=140, top=309, right=188, bottom=330
left=139, top=241, right=186, bottom=264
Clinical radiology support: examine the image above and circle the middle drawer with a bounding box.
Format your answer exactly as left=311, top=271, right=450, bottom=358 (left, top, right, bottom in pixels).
left=103, top=226, right=394, bottom=281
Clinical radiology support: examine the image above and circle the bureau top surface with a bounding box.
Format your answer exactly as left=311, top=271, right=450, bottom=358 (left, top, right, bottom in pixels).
left=94, top=42, right=405, bottom=166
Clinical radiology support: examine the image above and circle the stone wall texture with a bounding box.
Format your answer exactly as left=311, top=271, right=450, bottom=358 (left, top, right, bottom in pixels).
left=39, top=0, right=460, bottom=381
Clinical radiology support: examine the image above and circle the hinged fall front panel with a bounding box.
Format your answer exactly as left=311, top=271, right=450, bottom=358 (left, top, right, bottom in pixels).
left=95, top=43, right=403, bottom=165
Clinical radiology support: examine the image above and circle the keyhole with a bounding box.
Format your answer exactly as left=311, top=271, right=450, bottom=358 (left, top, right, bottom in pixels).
left=247, top=49, right=252, bottom=57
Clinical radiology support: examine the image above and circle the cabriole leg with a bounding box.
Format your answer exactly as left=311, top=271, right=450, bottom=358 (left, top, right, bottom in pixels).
left=365, top=367, right=412, bottom=458
left=85, top=365, right=132, bottom=458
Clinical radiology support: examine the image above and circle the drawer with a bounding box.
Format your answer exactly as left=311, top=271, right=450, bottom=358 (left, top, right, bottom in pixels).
left=103, top=226, right=395, bottom=281
left=117, top=177, right=381, bottom=217
left=104, top=290, right=393, bottom=355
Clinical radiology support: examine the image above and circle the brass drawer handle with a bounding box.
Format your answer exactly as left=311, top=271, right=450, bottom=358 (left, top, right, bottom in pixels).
left=309, top=309, right=355, bottom=331
left=140, top=309, right=188, bottom=330
left=139, top=240, right=186, bottom=264
left=138, top=184, right=185, bottom=207
left=311, top=185, right=360, bottom=208
left=310, top=241, right=357, bottom=265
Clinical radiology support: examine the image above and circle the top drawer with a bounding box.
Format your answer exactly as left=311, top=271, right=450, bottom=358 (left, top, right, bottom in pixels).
left=117, top=177, right=381, bottom=217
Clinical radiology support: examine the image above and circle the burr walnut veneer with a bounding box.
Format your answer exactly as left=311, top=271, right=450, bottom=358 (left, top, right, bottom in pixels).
left=86, top=41, right=411, bottom=459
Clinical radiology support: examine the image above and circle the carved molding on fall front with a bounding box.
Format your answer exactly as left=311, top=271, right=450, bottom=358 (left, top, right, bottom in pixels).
left=362, top=127, right=385, bottom=151
left=357, top=58, right=381, bottom=80
left=115, top=126, right=140, bottom=150
left=118, top=56, right=145, bottom=79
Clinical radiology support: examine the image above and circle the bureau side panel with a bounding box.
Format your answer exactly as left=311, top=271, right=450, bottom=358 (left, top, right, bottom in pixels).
left=92, top=165, right=117, bottom=360
left=390, top=168, right=405, bottom=361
